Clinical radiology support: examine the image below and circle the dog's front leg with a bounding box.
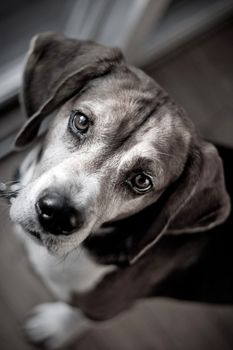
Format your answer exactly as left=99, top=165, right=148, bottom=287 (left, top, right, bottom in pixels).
left=23, top=302, right=92, bottom=349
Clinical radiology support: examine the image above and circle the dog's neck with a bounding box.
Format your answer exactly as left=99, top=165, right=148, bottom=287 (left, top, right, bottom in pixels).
left=83, top=201, right=164, bottom=266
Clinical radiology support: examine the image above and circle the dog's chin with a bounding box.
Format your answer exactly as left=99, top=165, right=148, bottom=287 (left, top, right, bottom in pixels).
left=24, top=225, right=90, bottom=257
left=43, top=237, right=78, bottom=257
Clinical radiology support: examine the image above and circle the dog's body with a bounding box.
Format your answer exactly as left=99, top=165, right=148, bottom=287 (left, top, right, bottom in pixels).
left=13, top=144, right=233, bottom=349
left=5, top=33, right=232, bottom=348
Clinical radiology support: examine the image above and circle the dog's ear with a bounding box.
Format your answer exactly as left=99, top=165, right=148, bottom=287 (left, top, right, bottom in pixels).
left=129, top=141, right=230, bottom=264
left=15, top=32, right=124, bottom=148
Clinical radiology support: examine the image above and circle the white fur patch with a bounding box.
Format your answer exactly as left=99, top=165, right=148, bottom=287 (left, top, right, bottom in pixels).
left=24, top=302, right=90, bottom=349
left=16, top=225, right=115, bottom=300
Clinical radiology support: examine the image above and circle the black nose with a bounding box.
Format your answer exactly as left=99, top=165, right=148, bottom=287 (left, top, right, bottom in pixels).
left=36, top=193, right=81, bottom=235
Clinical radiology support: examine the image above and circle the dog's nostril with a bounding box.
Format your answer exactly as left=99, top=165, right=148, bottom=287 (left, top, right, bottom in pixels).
left=37, top=197, right=56, bottom=218
left=36, top=193, right=81, bottom=235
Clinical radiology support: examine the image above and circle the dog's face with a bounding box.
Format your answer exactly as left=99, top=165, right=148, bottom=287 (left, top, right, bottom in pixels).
left=10, top=33, right=230, bottom=262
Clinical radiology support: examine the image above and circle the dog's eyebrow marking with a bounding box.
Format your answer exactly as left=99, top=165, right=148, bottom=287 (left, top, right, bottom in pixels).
left=117, top=142, right=163, bottom=177
left=112, top=90, right=170, bottom=148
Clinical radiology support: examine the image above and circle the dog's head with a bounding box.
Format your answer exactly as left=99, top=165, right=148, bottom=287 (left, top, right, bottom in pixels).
left=10, top=33, right=230, bottom=263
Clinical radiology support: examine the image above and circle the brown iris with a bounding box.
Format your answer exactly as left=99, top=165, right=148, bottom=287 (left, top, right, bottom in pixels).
left=128, top=172, right=153, bottom=194
left=71, top=110, right=89, bottom=133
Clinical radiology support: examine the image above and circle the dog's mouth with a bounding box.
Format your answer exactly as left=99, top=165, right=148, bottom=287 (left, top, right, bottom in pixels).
left=26, top=229, right=43, bottom=245
left=24, top=220, right=122, bottom=245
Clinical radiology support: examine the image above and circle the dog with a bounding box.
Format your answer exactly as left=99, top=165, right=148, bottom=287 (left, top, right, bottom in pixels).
left=3, top=32, right=232, bottom=349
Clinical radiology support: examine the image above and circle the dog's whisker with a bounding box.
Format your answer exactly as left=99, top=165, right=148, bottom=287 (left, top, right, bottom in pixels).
left=56, top=254, right=69, bottom=265
left=3, top=180, right=20, bottom=185
left=155, top=151, right=176, bottom=158
left=66, top=244, right=83, bottom=263
left=0, top=179, right=26, bottom=200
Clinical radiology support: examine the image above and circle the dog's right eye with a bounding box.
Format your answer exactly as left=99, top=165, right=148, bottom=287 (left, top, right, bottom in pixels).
left=127, top=172, right=153, bottom=195
left=69, top=110, right=90, bottom=134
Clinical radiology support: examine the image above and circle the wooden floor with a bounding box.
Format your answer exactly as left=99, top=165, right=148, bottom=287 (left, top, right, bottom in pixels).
left=0, top=19, right=233, bottom=350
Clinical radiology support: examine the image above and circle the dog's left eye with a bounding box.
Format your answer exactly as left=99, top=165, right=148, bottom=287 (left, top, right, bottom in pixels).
left=70, top=110, right=90, bottom=133
left=127, top=172, right=153, bottom=194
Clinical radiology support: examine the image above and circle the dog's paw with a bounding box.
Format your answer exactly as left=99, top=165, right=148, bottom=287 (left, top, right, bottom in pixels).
left=23, top=302, right=88, bottom=349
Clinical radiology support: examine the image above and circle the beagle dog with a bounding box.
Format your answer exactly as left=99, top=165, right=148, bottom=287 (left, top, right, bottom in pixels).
left=3, top=33, right=232, bottom=348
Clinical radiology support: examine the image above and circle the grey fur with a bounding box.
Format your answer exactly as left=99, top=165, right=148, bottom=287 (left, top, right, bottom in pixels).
left=12, top=32, right=230, bottom=261
left=9, top=33, right=231, bottom=348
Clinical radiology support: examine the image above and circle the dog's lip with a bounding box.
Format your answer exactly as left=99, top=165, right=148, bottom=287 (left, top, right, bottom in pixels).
left=26, top=228, right=43, bottom=244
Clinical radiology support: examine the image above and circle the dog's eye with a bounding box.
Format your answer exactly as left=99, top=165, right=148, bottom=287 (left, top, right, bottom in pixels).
left=70, top=110, right=89, bottom=133
left=128, top=173, right=153, bottom=194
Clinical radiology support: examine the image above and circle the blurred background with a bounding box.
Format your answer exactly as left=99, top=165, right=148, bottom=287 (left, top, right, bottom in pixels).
left=0, top=1, right=233, bottom=349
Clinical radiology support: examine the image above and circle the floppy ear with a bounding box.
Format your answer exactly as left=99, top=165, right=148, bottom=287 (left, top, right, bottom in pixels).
left=128, top=140, right=230, bottom=264
left=15, top=32, right=124, bottom=148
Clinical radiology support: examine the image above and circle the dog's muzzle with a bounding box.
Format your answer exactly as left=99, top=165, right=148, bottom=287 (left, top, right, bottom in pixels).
left=36, top=192, right=83, bottom=235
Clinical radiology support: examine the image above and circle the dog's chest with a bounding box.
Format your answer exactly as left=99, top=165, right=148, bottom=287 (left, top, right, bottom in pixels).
left=15, top=226, right=115, bottom=301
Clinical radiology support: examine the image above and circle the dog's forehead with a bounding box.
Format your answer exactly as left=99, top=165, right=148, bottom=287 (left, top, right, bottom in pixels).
left=74, top=66, right=161, bottom=124
left=74, top=69, right=191, bottom=150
